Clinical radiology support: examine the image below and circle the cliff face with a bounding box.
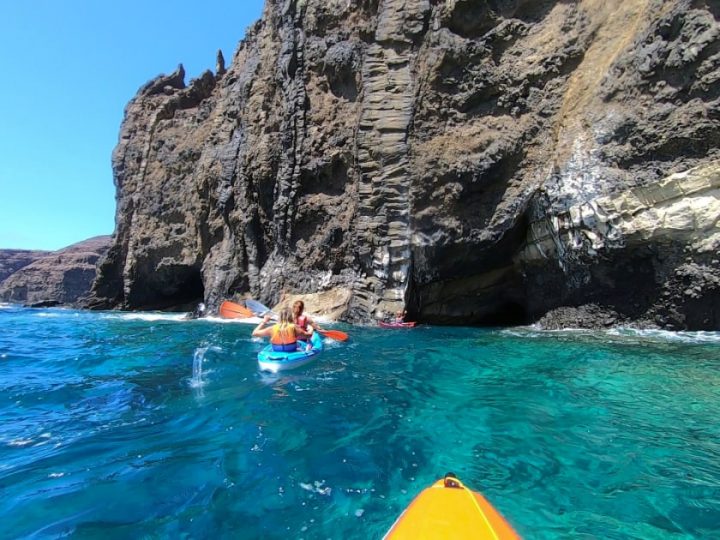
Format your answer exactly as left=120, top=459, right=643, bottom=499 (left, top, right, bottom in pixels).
left=88, top=0, right=720, bottom=330
left=0, top=249, right=50, bottom=284
left=0, top=236, right=111, bottom=307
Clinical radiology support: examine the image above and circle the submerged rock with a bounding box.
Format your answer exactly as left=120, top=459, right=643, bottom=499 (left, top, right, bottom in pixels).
left=86, top=0, right=720, bottom=330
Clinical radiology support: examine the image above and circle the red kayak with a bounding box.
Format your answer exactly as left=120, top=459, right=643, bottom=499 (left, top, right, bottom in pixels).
left=379, top=321, right=417, bottom=328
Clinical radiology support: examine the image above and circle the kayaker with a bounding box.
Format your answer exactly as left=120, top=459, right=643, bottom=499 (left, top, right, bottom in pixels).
left=292, top=300, right=323, bottom=335
left=395, top=309, right=406, bottom=323
left=252, top=308, right=311, bottom=352
left=185, top=302, right=207, bottom=320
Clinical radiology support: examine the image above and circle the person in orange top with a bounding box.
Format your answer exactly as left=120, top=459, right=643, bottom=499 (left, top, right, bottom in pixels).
left=252, top=308, right=311, bottom=352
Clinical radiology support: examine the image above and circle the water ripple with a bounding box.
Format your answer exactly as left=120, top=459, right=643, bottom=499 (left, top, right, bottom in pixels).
left=0, top=308, right=718, bottom=538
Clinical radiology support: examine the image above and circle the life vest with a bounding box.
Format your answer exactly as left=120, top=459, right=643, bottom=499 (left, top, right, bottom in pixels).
left=295, top=314, right=309, bottom=331
left=270, top=323, right=298, bottom=352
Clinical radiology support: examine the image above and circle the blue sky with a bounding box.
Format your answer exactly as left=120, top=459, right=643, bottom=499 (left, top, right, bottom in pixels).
left=0, top=0, right=265, bottom=250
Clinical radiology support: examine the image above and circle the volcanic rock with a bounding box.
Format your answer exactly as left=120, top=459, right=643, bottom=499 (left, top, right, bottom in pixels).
left=0, top=249, right=50, bottom=284
left=0, top=236, right=111, bottom=307
left=87, top=0, right=720, bottom=330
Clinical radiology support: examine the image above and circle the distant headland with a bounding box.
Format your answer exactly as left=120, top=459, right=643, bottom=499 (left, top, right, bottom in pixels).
left=0, top=236, right=110, bottom=307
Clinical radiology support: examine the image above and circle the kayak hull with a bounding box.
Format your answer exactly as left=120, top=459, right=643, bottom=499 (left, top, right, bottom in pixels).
left=384, top=476, right=518, bottom=539
left=257, top=331, right=324, bottom=373
left=378, top=321, right=417, bottom=328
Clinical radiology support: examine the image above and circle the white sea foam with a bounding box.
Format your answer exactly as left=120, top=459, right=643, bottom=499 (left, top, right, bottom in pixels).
left=502, top=325, right=720, bottom=344
left=322, top=338, right=344, bottom=349
left=99, top=311, right=263, bottom=324
left=101, top=312, right=188, bottom=322
left=7, top=438, right=34, bottom=447
left=605, top=328, right=720, bottom=343
left=299, top=480, right=332, bottom=496
left=203, top=315, right=263, bottom=325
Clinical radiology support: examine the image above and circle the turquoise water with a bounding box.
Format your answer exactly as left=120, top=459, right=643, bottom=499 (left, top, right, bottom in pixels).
left=1, top=305, right=719, bottom=539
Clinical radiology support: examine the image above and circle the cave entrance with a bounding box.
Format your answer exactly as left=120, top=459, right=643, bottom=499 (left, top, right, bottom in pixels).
left=167, top=268, right=205, bottom=311
left=477, top=301, right=527, bottom=326
left=131, top=264, right=205, bottom=311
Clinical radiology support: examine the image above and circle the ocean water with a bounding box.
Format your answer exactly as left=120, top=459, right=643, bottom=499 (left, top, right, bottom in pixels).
left=1, top=305, right=719, bottom=539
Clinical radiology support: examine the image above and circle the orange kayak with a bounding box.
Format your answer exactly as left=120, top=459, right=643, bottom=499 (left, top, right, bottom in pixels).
left=384, top=474, right=519, bottom=539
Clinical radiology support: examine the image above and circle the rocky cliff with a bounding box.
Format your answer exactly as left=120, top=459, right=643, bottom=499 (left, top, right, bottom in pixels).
left=1, top=236, right=111, bottom=307
left=88, top=0, right=720, bottom=330
left=0, top=249, right=50, bottom=284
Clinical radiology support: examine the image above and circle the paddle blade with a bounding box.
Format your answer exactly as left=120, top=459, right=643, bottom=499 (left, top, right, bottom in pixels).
left=219, top=301, right=254, bottom=319
left=319, top=329, right=349, bottom=342
left=245, top=298, right=272, bottom=315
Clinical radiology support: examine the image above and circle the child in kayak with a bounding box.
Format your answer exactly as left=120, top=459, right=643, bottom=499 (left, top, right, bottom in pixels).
left=395, top=309, right=407, bottom=323
left=292, top=300, right=324, bottom=335
left=252, top=308, right=311, bottom=352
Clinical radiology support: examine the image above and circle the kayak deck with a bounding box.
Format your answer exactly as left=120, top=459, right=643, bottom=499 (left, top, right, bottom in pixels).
left=384, top=475, right=518, bottom=539
left=257, top=331, right=324, bottom=373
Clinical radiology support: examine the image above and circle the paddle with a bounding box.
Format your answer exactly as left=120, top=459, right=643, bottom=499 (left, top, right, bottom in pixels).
left=316, top=329, right=349, bottom=342
left=247, top=298, right=349, bottom=342
left=245, top=298, right=274, bottom=317
left=219, top=300, right=255, bottom=319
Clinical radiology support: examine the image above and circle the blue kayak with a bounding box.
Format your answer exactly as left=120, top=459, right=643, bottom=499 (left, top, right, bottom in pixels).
left=257, top=331, right=324, bottom=373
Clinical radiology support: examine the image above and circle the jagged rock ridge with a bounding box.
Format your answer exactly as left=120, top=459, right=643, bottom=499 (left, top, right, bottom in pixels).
left=1, top=236, right=111, bottom=307
left=0, top=249, right=50, bottom=284
left=88, top=0, right=720, bottom=330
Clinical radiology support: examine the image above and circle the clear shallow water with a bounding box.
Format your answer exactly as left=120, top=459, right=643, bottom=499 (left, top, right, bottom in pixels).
left=1, top=305, right=719, bottom=539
